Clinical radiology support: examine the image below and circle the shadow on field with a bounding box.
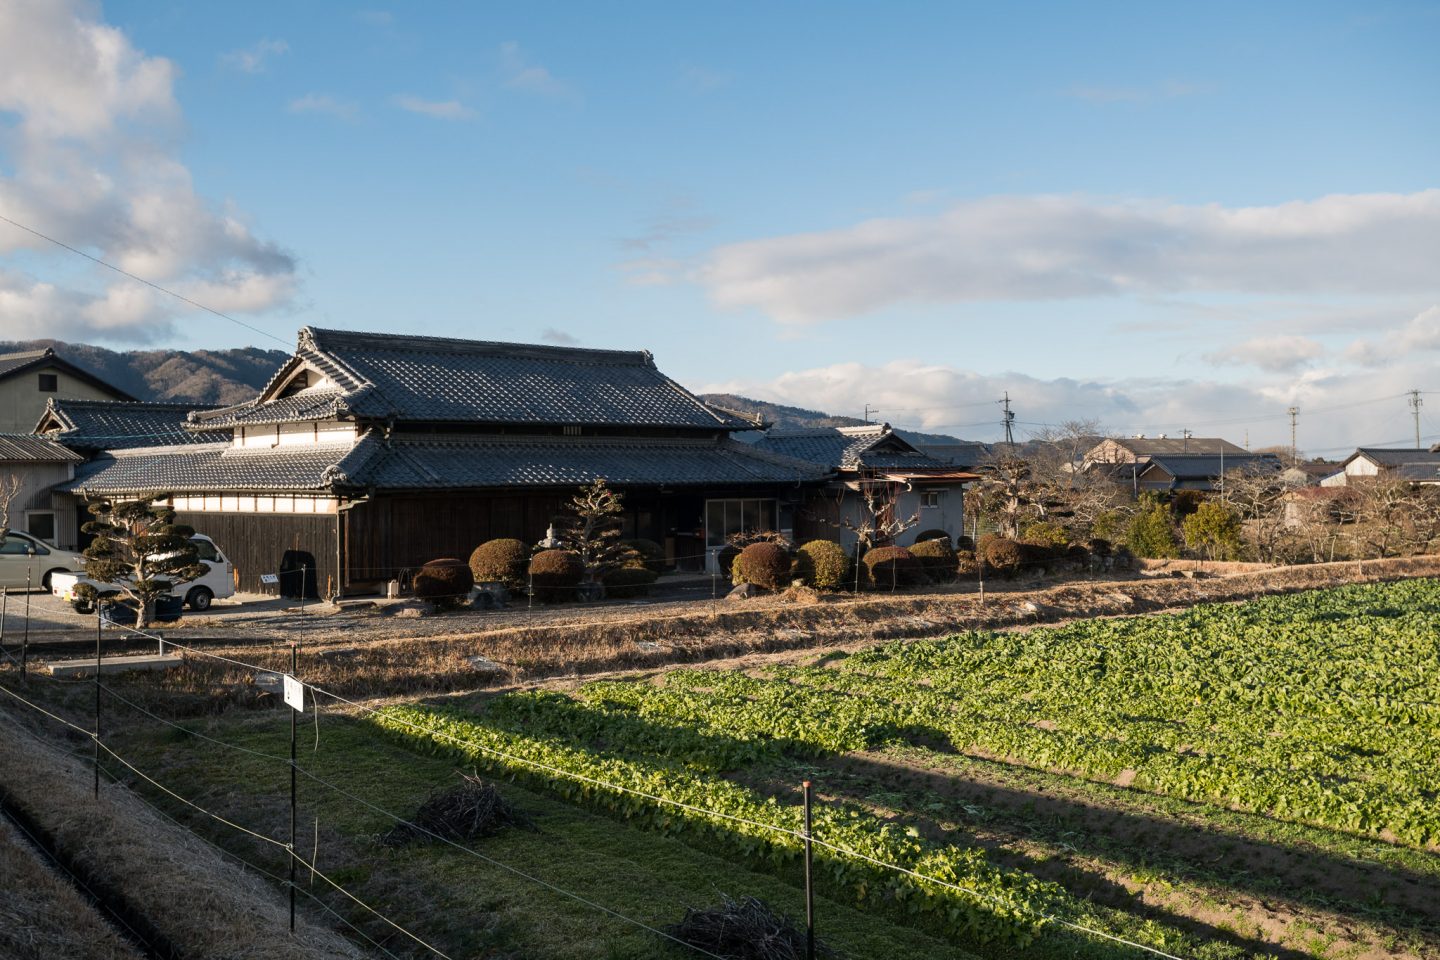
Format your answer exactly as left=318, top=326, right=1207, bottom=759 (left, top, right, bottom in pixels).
left=818, top=751, right=1440, bottom=950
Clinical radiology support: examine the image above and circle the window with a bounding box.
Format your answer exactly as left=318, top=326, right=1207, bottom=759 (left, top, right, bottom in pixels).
left=0, top=535, right=32, bottom=555
left=38, top=373, right=58, bottom=392
left=704, top=498, right=779, bottom=547
left=191, top=538, right=220, bottom=563
left=25, top=512, right=56, bottom=544
left=920, top=491, right=943, bottom=509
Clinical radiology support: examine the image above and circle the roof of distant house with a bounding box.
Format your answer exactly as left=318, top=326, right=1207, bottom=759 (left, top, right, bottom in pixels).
left=1091, top=436, right=1248, bottom=459
left=61, top=431, right=830, bottom=495
left=754, top=423, right=953, bottom=472
left=1347, top=447, right=1440, bottom=468
left=1138, top=453, right=1282, bottom=481
left=35, top=398, right=226, bottom=451
left=0, top=347, right=136, bottom=400
left=188, top=327, right=754, bottom=432
left=0, top=434, right=83, bottom=463
left=911, top=441, right=991, bottom=467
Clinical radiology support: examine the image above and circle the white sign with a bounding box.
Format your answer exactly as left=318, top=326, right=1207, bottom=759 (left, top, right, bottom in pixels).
left=282, top=674, right=304, bottom=711
left=260, top=573, right=280, bottom=585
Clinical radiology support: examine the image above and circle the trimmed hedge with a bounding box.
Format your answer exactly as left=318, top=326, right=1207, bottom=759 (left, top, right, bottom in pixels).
left=621, top=539, right=667, bottom=574
left=793, top=539, right=851, bottom=591
left=414, top=558, right=474, bottom=605
left=468, top=538, right=529, bottom=588
left=981, top=538, right=1023, bottom=578
left=529, top=550, right=584, bottom=602
left=602, top=564, right=660, bottom=599
left=731, top=542, right=792, bottom=591
left=862, top=546, right=926, bottom=588
left=955, top=549, right=980, bottom=580
left=717, top=545, right=740, bottom=578
left=909, top=537, right=957, bottom=583
left=913, top=529, right=951, bottom=545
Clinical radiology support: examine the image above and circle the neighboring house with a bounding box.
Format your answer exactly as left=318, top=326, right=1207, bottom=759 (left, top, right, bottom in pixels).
left=754, top=423, right=977, bottom=550
left=1280, top=462, right=1339, bottom=488
left=1134, top=453, right=1283, bottom=493
left=1320, top=447, right=1440, bottom=487
left=32, top=398, right=228, bottom=548
left=1084, top=435, right=1248, bottom=466
left=0, top=435, right=84, bottom=546
left=912, top=440, right=991, bottom=470
left=58, top=327, right=829, bottom=593
left=0, top=347, right=136, bottom=433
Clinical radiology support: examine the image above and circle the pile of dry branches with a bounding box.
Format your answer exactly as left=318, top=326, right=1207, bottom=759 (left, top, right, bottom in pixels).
left=667, top=895, right=832, bottom=960
left=379, top=771, right=531, bottom=846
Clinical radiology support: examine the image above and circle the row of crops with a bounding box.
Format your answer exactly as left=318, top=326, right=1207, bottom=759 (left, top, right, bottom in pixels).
left=376, top=579, right=1440, bottom=950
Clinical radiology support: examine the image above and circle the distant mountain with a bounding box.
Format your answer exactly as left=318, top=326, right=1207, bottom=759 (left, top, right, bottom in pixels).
left=700, top=393, right=970, bottom=447
left=0, top=339, right=288, bottom=405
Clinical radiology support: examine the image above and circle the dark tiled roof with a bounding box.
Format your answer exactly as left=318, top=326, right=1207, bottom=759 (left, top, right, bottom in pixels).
left=36, top=398, right=226, bottom=451
left=60, top=436, right=385, bottom=495
left=60, top=432, right=830, bottom=494
left=191, top=326, right=754, bottom=431
left=1392, top=462, right=1440, bottom=481
left=1353, top=447, right=1440, bottom=467
left=0, top=348, right=54, bottom=377
left=754, top=425, right=948, bottom=471
left=1140, top=454, right=1282, bottom=481
left=913, top=441, right=991, bottom=467
left=0, top=434, right=82, bottom=463
left=1099, top=437, right=1248, bottom=458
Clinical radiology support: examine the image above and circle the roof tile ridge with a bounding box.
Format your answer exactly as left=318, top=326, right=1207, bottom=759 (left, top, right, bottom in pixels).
left=304, top=326, right=653, bottom=366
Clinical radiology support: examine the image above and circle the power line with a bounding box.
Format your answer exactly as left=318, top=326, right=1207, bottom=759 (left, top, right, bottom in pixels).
left=0, top=211, right=291, bottom=348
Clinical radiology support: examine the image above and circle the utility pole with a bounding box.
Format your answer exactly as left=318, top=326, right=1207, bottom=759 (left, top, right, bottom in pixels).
left=999, top=392, right=1015, bottom=451
left=1182, top=428, right=1192, bottom=453
left=863, top=403, right=878, bottom=424
left=1410, top=389, right=1423, bottom=449
left=1287, top=406, right=1299, bottom=462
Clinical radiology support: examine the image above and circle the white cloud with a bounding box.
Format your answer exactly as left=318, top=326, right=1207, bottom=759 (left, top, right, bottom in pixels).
left=1203, top=335, right=1326, bottom=373
left=288, top=93, right=358, bottom=119
left=701, top=358, right=1437, bottom=454
left=688, top=191, right=1440, bottom=325
left=540, top=327, right=579, bottom=346
left=220, top=38, right=289, bottom=74
left=499, top=41, right=571, bottom=97
left=390, top=94, right=475, bottom=120
left=0, top=0, right=297, bottom=343
left=1345, top=305, right=1440, bottom=366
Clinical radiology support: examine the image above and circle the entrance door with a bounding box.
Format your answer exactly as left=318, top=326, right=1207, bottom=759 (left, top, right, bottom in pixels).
left=703, top=498, right=778, bottom=572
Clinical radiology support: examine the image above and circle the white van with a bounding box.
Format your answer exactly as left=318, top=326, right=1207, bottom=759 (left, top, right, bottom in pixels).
left=0, top=530, right=88, bottom=591
left=50, top=534, right=236, bottom=613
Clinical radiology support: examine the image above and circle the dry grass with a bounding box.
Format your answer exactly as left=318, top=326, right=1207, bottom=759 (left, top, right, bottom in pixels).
left=96, top=554, right=1440, bottom=711
left=0, top=817, right=143, bottom=960
left=0, top=712, right=365, bottom=960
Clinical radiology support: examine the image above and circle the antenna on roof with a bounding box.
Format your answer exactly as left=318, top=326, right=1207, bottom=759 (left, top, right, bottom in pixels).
left=863, top=403, right=879, bottom=424
left=1182, top=428, right=1192, bottom=453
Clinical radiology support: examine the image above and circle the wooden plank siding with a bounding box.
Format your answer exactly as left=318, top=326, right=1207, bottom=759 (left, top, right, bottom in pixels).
left=174, top=511, right=338, bottom=596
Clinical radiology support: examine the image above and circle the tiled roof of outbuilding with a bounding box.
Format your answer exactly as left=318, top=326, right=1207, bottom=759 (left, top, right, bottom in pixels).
left=190, top=327, right=754, bottom=431
left=1352, top=447, right=1440, bottom=467
left=1140, top=453, right=1282, bottom=481
left=0, top=434, right=82, bottom=463
left=60, top=432, right=829, bottom=495
left=754, top=424, right=949, bottom=471
left=0, top=348, right=137, bottom=400
left=36, top=398, right=226, bottom=451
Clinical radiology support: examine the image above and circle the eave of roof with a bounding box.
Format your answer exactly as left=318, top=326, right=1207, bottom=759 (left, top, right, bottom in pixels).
left=0, top=348, right=136, bottom=400
left=0, top=434, right=83, bottom=463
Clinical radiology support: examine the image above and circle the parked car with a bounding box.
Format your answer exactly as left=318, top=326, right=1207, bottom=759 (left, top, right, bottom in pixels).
left=0, top=530, right=87, bottom=591
left=50, top=534, right=237, bottom=613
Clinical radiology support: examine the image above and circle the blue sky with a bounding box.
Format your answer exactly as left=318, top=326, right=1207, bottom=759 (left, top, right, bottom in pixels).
left=1, top=1, right=1438, bottom=451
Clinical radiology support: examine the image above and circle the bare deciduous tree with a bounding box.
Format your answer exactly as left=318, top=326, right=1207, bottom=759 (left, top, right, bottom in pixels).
left=835, top=479, right=921, bottom=550
left=1219, top=466, right=1288, bottom=562
left=0, top=473, right=22, bottom=538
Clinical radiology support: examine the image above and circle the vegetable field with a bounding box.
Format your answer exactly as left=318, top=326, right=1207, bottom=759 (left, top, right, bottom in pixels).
left=377, top=579, right=1440, bottom=958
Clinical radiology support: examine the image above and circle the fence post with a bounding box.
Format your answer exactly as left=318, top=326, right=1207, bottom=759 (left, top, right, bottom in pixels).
left=853, top=542, right=861, bottom=595
left=289, top=642, right=298, bottom=934
left=21, top=571, right=30, bottom=682
left=299, top=565, right=307, bottom=616
left=802, top=780, right=815, bottom=960
left=94, top=607, right=102, bottom=800
left=527, top=571, right=534, bottom=622
left=1, top=585, right=7, bottom=651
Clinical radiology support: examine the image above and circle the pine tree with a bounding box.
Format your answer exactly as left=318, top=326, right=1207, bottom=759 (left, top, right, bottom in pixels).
left=81, top=496, right=206, bottom=627
left=553, top=479, right=631, bottom=585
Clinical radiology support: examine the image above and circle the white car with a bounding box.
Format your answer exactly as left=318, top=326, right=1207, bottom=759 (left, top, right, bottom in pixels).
left=50, top=534, right=237, bottom=613
left=0, top=530, right=87, bottom=592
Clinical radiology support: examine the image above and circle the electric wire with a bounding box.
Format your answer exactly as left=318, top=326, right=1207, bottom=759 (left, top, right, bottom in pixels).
left=0, top=211, right=290, bottom=347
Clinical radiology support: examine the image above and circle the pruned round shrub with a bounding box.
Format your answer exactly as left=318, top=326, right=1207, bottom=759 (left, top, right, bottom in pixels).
left=1019, top=521, right=1068, bottom=548
left=981, top=538, right=1023, bottom=578
left=621, top=539, right=667, bottom=574
left=955, top=549, right=980, bottom=580
left=862, top=546, right=925, bottom=588
left=718, top=545, right=740, bottom=577
left=1017, top=539, right=1057, bottom=570
left=914, top=529, right=951, bottom=545
left=414, top=558, right=474, bottom=606
left=793, top=539, right=852, bottom=591
left=909, top=537, right=957, bottom=583
left=1065, top=544, right=1091, bottom=566
left=955, top=535, right=975, bottom=552
left=731, top=542, right=792, bottom=591
left=1087, top=537, right=1113, bottom=557
left=468, top=538, right=529, bottom=588
left=602, top=564, right=659, bottom=599
left=528, top=549, right=583, bottom=602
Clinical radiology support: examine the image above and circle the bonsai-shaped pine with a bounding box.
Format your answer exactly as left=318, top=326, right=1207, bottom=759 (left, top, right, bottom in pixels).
left=81, top=496, right=207, bottom=628
left=552, top=479, right=632, bottom=586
